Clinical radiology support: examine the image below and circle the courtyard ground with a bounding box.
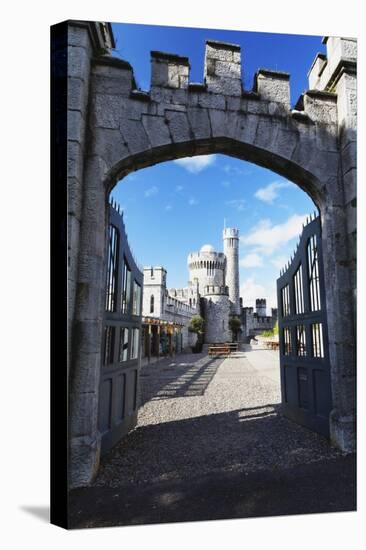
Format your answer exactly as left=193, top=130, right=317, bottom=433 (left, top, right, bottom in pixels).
left=69, top=345, right=356, bottom=528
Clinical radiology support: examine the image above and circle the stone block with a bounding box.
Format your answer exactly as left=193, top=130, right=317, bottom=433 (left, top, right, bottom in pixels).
left=120, top=119, right=151, bottom=155
left=187, top=107, right=211, bottom=140
left=92, top=127, right=129, bottom=169
left=214, top=60, right=241, bottom=79
left=205, top=75, right=242, bottom=97
left=272, top=128, right=299, bottom=161
left=141, top=114, right=172, bottom=148
left=68, top=214, right=81, bottom=259
left=209, top=109, right=227, bottom=138
left=71, top=351, right=101, bottom=394
left=68, top=77, right=88, bottom=113
left=156, top=103, right=186, bottom=116
left=255, top=70, right=290, bottom=108
left=93, top=94, right=123, bottom=129
left=236, top=113, right=260, bottom=146
left=254, top=116, right=281, bottom=151
left=92, top=72, right=134, bottom=96
left=341, top=140, right=357, bottom=174
left=226, top=96, right=241, bottom=111
left=245, top=98, right=269, bottom=115
left=150, top=86, right=188, bottom=105
left=204, top=41, right=242, bottom=97
left=68, top=109, right=85, bottom=142
left=303, top=91, right=337, bottom=124
left=315, top=124, right=339, bottom=153
left=68, top=24, right=91, bottom=49
left=308, top=53, right=327, bottom=89
left=345, top=198, right=357, bottom=235
left=68, top=45, right=91, bottom=81
left=197, top=92, right=226, bottom=110
left=69, top=389, right=99, bottom=437
left=67, top=141, right=83, bottom=181
left=343, top=168, right=356, bottom=205
left=165, top=110, right=191, bottom=143
left=69, top=433, right=101, bottom=488
left=72, top=319, right=103, bottom=355
left=151, top=53, right=190, bottom=89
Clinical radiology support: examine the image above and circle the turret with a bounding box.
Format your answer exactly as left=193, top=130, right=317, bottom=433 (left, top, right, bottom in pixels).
left=256, top=298, right=267, bottom=317
left=142, top=266, right=167, bottom=317
left=223, top=228, right=240, bottom=315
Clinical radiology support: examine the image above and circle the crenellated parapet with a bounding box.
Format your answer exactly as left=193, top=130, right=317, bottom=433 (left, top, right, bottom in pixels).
left=204, top=285, right=229, bottom=296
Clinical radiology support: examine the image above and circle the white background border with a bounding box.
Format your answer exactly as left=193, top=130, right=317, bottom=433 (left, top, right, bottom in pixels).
left=1, top=1, right=363, bottom=548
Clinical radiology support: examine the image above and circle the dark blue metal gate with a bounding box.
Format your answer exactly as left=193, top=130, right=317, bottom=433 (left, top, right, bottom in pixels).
left=98, top=200, right=143, bottom=454
left=277, top=215, right=332, bottom=437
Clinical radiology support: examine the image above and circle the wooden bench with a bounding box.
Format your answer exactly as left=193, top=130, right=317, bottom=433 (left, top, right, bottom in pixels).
left=266, top=341, right=279, bottom=351
left=208, top=342, right=238, bottom=356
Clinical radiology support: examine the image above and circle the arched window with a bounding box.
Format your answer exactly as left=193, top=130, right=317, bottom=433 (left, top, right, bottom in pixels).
left=150, top=294, right=154, bottom=314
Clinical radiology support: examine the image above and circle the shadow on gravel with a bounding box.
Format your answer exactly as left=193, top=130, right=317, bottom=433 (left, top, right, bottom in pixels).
left=93, top=403, right=343, bottom=491
left=68, top=399, right=356, bottom=529
left=139, top=356, right=224, bottom=405
left=68, top=454, right=356, bottom=529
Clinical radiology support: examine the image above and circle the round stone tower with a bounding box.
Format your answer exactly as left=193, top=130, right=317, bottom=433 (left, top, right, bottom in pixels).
left=187, top=244, right=226, bottom=294
left=203, top=286, right=231, bottom=343
left=223, top=228, right=241, bottom=315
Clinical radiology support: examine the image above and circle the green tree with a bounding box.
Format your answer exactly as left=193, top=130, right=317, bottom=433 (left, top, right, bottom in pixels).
left=188, top=314, right=205, bottom=351
left=229, top=316, right=242, bottom=342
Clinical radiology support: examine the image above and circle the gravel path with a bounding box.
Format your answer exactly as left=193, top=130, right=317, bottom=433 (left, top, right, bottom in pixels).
left=94, top=348, right=343, bottom=488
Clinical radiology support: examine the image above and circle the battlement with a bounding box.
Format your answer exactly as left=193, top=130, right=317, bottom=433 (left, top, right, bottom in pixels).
left=143, top=266, right=167, bottom=285
left=223, top=227, right=239, bottom=239
left=308, top=37, right=356, bottom=92
left=89, top=28, right=357, bottom=130
left=188, top=251, right=226, bottom=271
left=204, top=285, right=229, bottom=296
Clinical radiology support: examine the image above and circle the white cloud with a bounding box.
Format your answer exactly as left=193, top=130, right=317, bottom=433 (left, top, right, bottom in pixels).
left=223, top=164, right=251, bottom=176
left=240, top=277, right=278, bottom=309
left=174, top=155, right=216, bottom=173
left=165, top=204, right=172, bottom=211
left=175, top=185, right=184, bottom=192
left=271, top=255, right=289, bottom=270
left=188, top=197, right=198, bottom=206
left=225, top=198, right=246, bottom=212
left=144, top=185, right=158, bottom=198
left=241, top=214, right=307, bottom=255
left=221, top=180, right=231, bottom=187
left=254, top=180, right=292, bottom=203
left=240, top=253, right=263, bottom=268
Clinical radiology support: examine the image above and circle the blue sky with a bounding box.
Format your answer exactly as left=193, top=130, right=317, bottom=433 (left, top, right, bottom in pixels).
left=110, top=23, right=322, bottom=310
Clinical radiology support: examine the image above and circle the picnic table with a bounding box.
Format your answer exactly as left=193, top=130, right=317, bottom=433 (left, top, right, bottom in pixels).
left=208, top=342, right=238, bottom=356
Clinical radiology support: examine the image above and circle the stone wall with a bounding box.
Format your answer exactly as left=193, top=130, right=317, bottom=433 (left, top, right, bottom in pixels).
left=203, top=294, right=231, bottom=343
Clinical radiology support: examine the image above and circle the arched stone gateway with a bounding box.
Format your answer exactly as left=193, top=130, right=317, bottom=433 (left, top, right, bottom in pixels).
left=63, top=21, right=356, bottom=487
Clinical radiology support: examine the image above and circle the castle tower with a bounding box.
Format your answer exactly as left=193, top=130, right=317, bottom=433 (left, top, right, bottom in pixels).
left=223, top=228, right=241, bottom=315
left=142, top=266, right=167, bottom=318
left=256, top=298, right=266, bottom=317
left=187, top=245, right=226, bottom=292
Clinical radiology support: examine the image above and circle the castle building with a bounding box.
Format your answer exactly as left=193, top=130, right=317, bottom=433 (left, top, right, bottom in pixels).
left=241, top=299, right=278, bottom=340
left=142, top=227, right=277, bottom=348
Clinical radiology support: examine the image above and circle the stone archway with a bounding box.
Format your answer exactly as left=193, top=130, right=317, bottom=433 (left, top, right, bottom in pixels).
left=66, top=22, right=356, bottom=487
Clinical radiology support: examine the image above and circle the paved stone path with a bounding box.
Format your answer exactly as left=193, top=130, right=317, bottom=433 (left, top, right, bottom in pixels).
left=69, top=348, right=355, bottom=528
